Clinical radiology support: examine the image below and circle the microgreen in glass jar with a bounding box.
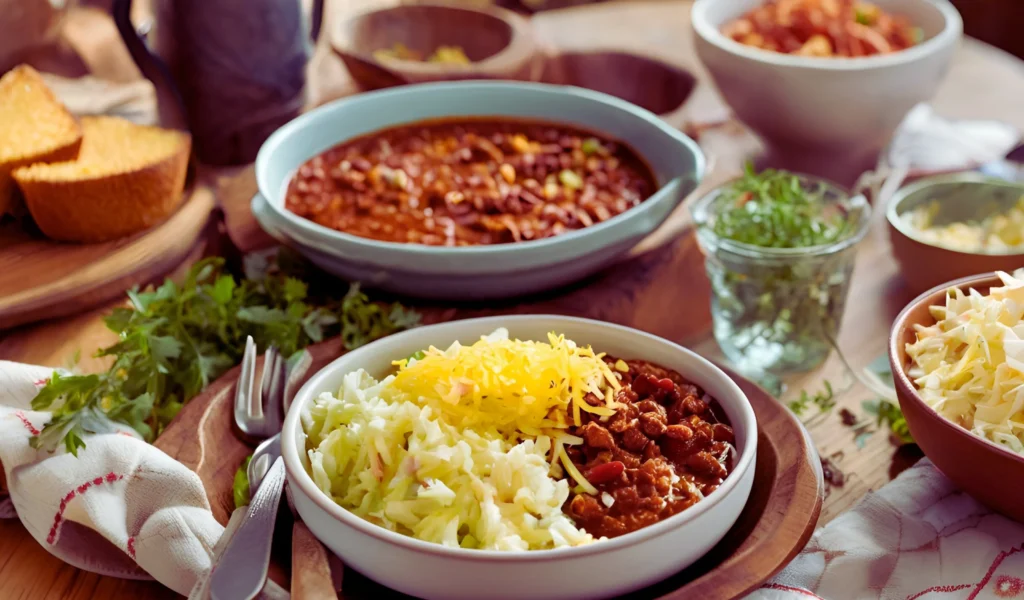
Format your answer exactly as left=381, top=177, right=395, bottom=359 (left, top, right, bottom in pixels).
left=692, top=165, right=870, bottom=375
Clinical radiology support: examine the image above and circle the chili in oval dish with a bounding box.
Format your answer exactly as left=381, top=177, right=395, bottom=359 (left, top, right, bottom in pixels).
left=284, top=118, right=656, bottom=246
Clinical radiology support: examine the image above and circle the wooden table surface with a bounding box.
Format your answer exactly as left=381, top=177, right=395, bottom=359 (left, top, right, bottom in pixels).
left=3, top=1, right=1024, bottom=598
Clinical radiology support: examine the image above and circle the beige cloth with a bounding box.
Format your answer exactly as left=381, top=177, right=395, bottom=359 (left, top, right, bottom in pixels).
left=0, top=360, right=223, bottom=596
left=747, top=458, right=1024, bottom=600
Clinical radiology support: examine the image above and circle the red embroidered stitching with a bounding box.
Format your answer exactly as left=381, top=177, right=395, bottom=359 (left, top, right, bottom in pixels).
left=47, top=472, right=125, bottom=545
left=993, top=575, right=1024, bottom=598
left=126, top=537, right=136, bottom=559
left=13, top=411, right=40, bottom=436
left=907, top=583, right=973, bottom=600
left=760, top=583, right=826, bottom=599
left=969, top=545, right=1024, bottom=600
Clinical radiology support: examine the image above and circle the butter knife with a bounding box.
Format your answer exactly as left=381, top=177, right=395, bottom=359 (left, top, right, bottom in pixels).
left=210, top=456, right=287, bottom=600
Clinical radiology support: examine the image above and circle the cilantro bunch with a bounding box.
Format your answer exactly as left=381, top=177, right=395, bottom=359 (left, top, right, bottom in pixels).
left=712, top=164, right=853, bottom=249
left=29, top=256, right=420, bottom=455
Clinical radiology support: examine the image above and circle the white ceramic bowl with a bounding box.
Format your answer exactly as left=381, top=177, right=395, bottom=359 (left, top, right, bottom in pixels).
left=692, top=0, right=962, bottom=167
left=282, top=316, right=758, bottom=600
left=254, top=81, right=704, bottom=300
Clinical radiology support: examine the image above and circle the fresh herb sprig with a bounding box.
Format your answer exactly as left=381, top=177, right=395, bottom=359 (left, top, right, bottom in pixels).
left=863, top=399, right=913, bottom=444
left=713, top=163, right=852, bottom=249
left=30, top=257, right=420, bottom=455
left=788, top=380, right=836, bottom=417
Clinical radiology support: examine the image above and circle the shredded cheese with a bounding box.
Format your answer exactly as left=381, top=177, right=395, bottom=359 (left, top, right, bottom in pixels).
left=906, top=269, right=1024, bottom=455
left=390, top=328, right=619, bottom=492
left=392, top=328, right=620, bottom=437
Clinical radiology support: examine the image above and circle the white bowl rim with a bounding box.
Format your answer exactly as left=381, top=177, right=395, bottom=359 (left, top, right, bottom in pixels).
left=886, top=172, right=1024, bottom=256
left=255, top=80, right=705, bottom=259
left=691, top=0, right=963, bottom=71
left=282, top=314, right=758, bottom=563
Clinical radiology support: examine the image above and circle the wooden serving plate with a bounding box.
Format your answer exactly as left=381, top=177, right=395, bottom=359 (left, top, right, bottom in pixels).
left=0, top=179, right=215, bottom=330
left=157, top=337, right=822, bottom=599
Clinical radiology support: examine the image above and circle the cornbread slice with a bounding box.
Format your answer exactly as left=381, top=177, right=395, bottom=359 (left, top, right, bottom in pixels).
left=13, top=116, right=191, bottom=243
left=0, top=65, right=82, bottom=217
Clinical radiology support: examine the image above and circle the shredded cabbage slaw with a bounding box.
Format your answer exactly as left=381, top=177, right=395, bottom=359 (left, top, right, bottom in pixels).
left=906, top=269, right=1024, bottom=454
left=302, top=329, right=617, bottom=550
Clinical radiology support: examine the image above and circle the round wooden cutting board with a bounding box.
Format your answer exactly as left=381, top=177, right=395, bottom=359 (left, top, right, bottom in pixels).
left=0, top=181, right=214, bottom=330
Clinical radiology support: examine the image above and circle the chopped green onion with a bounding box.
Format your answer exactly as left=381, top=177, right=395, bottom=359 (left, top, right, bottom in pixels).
left=581, top=138, right=603, bottom=156
left=559, top=169, right=583, bottom=190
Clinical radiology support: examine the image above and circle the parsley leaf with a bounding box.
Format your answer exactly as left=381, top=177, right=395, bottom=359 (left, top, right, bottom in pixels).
left=30, top=256, right=420, bottom=455
left=788, top=380, right=835, bottom=417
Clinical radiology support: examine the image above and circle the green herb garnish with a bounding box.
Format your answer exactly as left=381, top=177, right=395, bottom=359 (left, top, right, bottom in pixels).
left=558, top=169, right=583, bottom=190
left=30, top=256, right=420, bottom=456
left=788, top=380, right=836, bottom=417
left=233, top=455, right=252, bottom=508
left=581, top=138, right=603, bottom=156
left=862, top=399, right=914, bottom=445
left=712, top=163, right=851, bottom=249
left=701, top=163, right=862, bottom=373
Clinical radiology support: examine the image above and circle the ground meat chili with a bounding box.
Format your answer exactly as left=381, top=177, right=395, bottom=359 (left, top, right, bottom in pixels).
left=284, top=118, right=656, bottom=246
left=563, top=357, right=736, bottom=539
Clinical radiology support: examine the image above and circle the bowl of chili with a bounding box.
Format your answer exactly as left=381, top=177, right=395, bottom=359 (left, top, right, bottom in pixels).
left=254, top=81, right=704, bottom=300
left=692, top=0, right=962, bottom=178
left=282, top=315, right=758, bottom=600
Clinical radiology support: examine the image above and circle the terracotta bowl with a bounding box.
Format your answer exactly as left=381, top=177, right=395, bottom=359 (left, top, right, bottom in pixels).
left=889, top=272, right=1024, bottom=522
left=331, top=2, right=541, bottom=91
left=887, top=172, right=1024, bottom=295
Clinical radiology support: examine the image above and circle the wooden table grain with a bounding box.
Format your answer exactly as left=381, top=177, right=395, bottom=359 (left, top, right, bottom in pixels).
left=3, top=1, right=1024, bottom=598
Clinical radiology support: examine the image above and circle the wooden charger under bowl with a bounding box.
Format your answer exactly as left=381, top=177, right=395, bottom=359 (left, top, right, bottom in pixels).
left=156, top=338, right=822, bottom=598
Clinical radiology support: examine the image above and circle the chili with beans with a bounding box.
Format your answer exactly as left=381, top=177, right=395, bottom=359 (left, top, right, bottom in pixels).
left=564, top=357, right=735, bottom=539
left=284, top=119, right=655, bottom=246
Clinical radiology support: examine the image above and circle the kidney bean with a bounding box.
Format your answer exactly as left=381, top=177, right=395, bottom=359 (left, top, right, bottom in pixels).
left=586, top=461, right=625, bottom=485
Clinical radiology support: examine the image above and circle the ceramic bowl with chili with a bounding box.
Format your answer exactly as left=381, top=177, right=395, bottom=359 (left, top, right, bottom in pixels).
left=890, top=272, right=1024, bottom=521
left=253, top=81, right=704, bottom=300
left=282, top=315, right=757, bottom=600
left=691, top=0, right=962, bottom=177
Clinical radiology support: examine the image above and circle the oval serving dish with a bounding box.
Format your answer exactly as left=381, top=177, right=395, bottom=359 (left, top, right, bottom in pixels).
left=282, top=315, right=757, bottom=600
left=253, top=81, right=704, bottom=300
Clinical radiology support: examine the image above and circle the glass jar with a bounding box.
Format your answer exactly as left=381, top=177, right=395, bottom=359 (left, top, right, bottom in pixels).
left=692, top=176, right=871, bottom=375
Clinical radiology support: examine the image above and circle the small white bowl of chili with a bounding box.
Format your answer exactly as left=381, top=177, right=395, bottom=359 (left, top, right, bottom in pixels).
left=282, top=315, right=758, bottom=600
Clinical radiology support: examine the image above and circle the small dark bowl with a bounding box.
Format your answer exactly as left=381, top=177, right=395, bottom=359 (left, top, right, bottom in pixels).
left=890, top=272, right=1024, bottom=521
left=332, top=2, right=541, bottom=91
left=887, top=173, right=1024, bottom=295
left=540, top=51, right=697, bottom=120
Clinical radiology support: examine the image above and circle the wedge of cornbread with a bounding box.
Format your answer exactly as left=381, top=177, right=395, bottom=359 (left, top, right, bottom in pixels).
left=0, top=65, right=82, bottom=218
left=13, top=116, right=191, bottom=242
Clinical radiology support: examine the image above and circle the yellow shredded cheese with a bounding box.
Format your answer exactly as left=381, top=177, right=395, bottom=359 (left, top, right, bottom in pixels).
left=906, top=269, right=1024, bottom=455
left=392, top=328, right=620, bottom=437
left=390, top=328, right=619, bottom=492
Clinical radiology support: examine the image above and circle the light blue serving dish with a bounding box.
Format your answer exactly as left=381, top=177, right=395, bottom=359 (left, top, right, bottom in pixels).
left=254, top=81, right=704, bottom=300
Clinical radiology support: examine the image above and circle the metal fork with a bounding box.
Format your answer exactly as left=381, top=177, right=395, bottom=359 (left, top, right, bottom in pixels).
left=234, top=335, right=286, bottom=442
left=210, top=336, right=288, bottom=600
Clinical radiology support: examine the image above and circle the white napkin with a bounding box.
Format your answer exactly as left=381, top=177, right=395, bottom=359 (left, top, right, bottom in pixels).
left=0, top=360, right=223, bottom=596
left=746, top=458, right=1024, bottom=600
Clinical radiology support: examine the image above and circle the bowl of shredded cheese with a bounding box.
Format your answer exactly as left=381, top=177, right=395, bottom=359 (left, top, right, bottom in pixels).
left=891, top=270, right=1024, bottom=522
left=887, top=172, right=1024, bottom=294
left=282, top=315, right=757, bottom=600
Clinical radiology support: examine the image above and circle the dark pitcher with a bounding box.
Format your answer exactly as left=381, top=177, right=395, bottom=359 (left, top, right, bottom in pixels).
left=112, top=0, right=324, bottom=165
